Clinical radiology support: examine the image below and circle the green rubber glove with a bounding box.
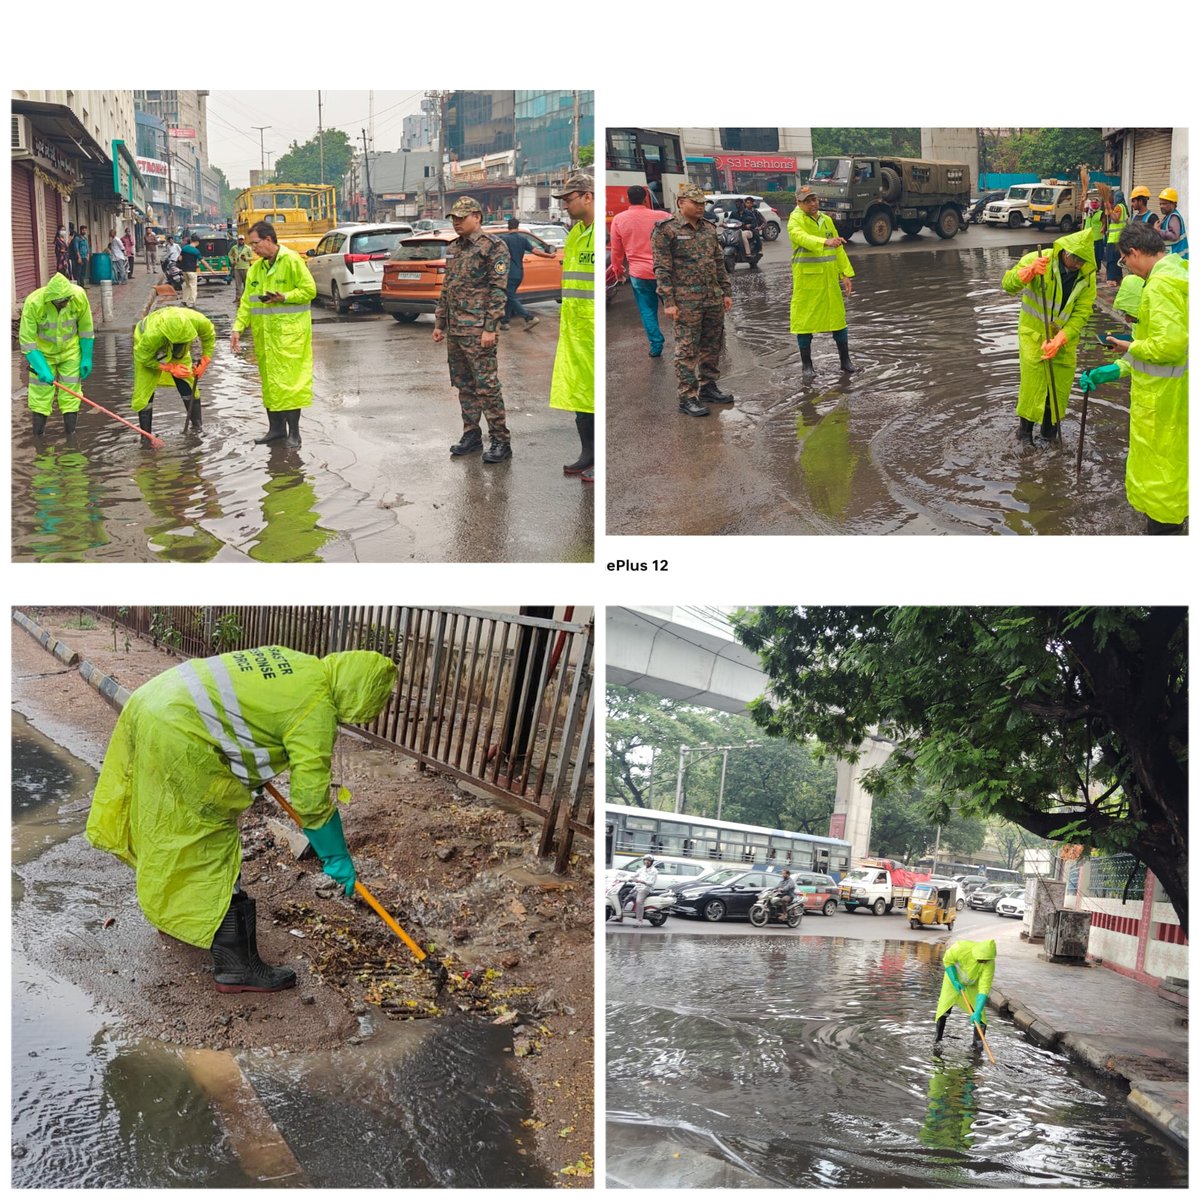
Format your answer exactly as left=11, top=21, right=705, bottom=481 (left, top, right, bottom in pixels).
left=79, top=338, right=94, bottom=380
left=1079, top=362, right=1121, bottom=393
left=304, top=809, right=356, bottom=896
left=945, top=964, right=964, bottom=993
left=973, top=992, right=988, bottom=1021
left=26, top=349, right=54, bottom=385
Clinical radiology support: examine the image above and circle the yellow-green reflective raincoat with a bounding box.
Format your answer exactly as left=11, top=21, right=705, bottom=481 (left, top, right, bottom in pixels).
left=131, top=306, right=216, bottom=412
left=18, top=272, right=95, bottom=415
left=87, top=648, right=397, bottom=948
left=1002, top=229, right=1097, bottom=423
left=549, top=221, right=595, bottom=413
left=788, top=207, right=854, bottom=334
left=935, top=938, right=997, bottom=1020
left=232, top=245, right=317, bottom=411
left=1117, top=253, right=1189, bottom=524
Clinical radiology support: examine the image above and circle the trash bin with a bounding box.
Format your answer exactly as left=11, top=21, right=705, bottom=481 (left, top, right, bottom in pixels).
left=90, top=251, right=112, bottom=283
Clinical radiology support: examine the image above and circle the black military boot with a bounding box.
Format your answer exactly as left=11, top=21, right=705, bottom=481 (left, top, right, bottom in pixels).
left=1017, top=418, right=1035, bottom=453
left=211, top=894, right=297, bottom=994
left=254, top=411, right=287, bottom=445
left=837, top=339, right=862, bottom=375
left=31, top=412, right=48, bottom=437
left=63, top=410, right=79, bottom=436
left=698, top=381, right=734, bottom=403
left=283, top=409, right=301, bottom=449
left=679, top=396, right=709, bottom=416
left=482, top=438, right=513, bottom=464
left=450, top=428, right=484, bottom=456
left=801, top=346, right=817, bottom=381
left=564, top=413, right=594, bottom=476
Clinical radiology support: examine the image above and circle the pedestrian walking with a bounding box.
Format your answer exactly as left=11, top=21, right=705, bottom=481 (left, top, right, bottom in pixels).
left=1157, top=188, right=1188, bottom=259
left=179, top=235, right=202, bottom=306
left=934, top=938, right=995, bottom=1047
left=1001, top=229, right=1097, bottom=451
left=229, top=232, right=254, bottom=302
left=54, top=225, right=71, bottom=278
left=69, top=224, right=91, bottom=286
left=498, top=217, right=554, bottom=330
left=549, top=172, right=595, bottom=482
left=1128, top=186, right=1158, bottom=227
left=122, top=226, right=136, bottom=278
left=18, top=271, right=95, bottom=437
left=650, top=181, right=733, bottom=417
left=432, top=195, right=513, bottom=463
left=109, top=229, right=128, bottom=284
left=608, top=184, right=672, bottom=356
left=144, top=226, right=158, bottom=271
left=1079, top=221, right=1188, bottom=534
left=86, top=647, right=398, bottom=994
left=788, top=185, right=859, bottom=380
left=131, top=305, right=216, bottom=433
left=231, top=221, right=317, bottom=449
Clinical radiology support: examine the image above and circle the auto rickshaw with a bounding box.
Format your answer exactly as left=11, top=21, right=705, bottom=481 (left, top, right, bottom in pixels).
left=908, top=880, right=959, bottom=930
left=194, top=234, right=233, bottom=286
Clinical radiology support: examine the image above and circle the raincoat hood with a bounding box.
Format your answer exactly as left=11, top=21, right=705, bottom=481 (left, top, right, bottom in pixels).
left=974, top=939, right=997, bottom=961
left=155, top=307, right=201, bottom=345
left=323, top=651, right=397, bottom=723
left=44, top=272, right=76, bottom=302
left=1055, top=228, right=1097, bottom=275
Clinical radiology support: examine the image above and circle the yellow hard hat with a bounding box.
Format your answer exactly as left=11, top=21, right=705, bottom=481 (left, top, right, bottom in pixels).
left=1130, top=185, right=1151, bottom=200
left=1159, top=187, right=1179, bottom=203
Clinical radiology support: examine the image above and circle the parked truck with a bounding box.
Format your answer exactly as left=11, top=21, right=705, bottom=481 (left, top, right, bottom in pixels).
left=839, top=858, right=933, bottom=915
left=806, top=155, right=971, bottom=246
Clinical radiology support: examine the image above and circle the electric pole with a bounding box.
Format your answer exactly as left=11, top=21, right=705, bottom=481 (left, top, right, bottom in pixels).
left=437, top=90, right=447, bottom=217
left=317, top=91, right=325, bottom=185
left=361, top=128, right=373, bottom=221
left=253, top=125, right=271, bottom=174
left=571, top=90, right=581, bottom=169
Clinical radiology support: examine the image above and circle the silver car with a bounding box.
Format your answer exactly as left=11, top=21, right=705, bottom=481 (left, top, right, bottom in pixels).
left=306, top=223, right=415, bottom=313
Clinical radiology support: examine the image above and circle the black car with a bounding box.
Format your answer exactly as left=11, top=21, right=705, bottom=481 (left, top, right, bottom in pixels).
left=967, top=190, right=1007, bottom=224
left=967, top=884, right=1023, bottom=911
left=670, top=868, right=786, bottom=922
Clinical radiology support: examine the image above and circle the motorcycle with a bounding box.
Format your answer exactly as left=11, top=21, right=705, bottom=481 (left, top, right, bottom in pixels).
left=749, top=886, right=804, bottom=928
left=603, top=875, right=675, bottom=927
left=720, top=219, right=763, bottom=273
left=160, top=255, right=183, bottom=292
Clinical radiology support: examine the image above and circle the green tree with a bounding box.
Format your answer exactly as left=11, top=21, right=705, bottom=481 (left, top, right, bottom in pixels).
left=272, top=130, right=355, bottom=185
left=811, top=129, right=922, bottom=158
left=578, top=143, right=594, bottom=168
left=734, top=607, right=1187, bottom=933
left=868, top=764, right=987, bottom=863
left=982, top=128, right=1104, bottom=179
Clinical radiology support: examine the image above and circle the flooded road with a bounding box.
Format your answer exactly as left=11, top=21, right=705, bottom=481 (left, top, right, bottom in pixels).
left=12, top=713, right=551, bottom=1187
left=606, top=934, right=1187, bottom=1188
left=13, top=288, right=592, bottom=562
left=607, top=228, right=1143, bottom=535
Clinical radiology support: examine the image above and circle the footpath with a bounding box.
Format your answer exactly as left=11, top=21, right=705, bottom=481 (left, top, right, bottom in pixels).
left=982, top=917, right=1187, bottom=1148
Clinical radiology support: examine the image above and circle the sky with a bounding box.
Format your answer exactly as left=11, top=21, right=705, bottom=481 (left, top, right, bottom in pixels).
left=206, top=91, right=429, bottom=184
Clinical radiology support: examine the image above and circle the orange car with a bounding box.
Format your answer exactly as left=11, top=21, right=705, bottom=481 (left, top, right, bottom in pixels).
left=380, top=225, right=564, bottom=322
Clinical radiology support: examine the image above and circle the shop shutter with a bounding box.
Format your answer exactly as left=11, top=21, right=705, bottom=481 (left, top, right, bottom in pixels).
left=12, top=164, right=39, bottom=301
left=1132, top=130, right=1173, bottom=205
left=42, top=181, right=63, bottom=277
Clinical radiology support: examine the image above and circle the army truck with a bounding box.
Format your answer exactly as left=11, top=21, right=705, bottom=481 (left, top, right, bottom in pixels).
left=807, top=155, right=970, bottom=245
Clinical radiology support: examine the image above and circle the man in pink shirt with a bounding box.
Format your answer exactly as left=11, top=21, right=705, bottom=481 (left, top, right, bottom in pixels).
left=609, top=185, right=672, bottom=357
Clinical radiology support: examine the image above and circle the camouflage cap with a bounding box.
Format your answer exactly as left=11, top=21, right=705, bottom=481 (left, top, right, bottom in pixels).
left=677, top=182, right=707, bottom=204
left=551, top=172, right=593, bottom=198
left=448, top=196, right=483, bottom=217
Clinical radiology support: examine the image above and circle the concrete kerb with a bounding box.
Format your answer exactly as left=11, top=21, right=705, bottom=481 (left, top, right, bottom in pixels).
left=13, top=610, right=131, bottom=712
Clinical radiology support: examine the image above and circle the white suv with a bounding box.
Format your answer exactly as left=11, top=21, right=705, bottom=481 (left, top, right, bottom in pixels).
left=704, top=193, right=783, bottom=241
left=306, top=223, right=415, bottom=313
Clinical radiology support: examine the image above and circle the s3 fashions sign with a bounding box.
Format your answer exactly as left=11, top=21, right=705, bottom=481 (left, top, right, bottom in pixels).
left=714, top=153, right=798, bottom=173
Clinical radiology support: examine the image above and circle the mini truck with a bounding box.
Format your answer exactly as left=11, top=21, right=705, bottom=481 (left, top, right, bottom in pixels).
left=807, top=155, right=970, bottom=246
left=839, top=857, right=932, bottom=915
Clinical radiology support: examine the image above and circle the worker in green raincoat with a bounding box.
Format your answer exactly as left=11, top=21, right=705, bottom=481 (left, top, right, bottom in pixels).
left=18, top=271, right=95, bottom=437
left=1079, top=221, right=1188, bottom=534
left=230, top=220, right=317, bottom=450
left=935, top=938, right=995, bottom=1046
left=131, top=305, right=216, bottom=432
left=1001, top=228, right=1097, bottom=451
left=87, top=647, right=398, bottom=993
left=788, top=186, right=858, bottom=379
left=549, top=172, right=596, bottom=482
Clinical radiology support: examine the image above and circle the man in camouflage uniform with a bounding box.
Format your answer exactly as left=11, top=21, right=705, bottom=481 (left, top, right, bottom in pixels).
left=433, top=195, right=512, bottom=462
left=651, top=181, right=734, bottom=416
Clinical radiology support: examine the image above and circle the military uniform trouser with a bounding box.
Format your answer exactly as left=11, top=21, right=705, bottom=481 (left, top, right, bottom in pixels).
left=447, top=334, right=509, bottom=443
left=673, top=304, right=726, bottom=400
left=27, top=345, right=83, bottom=415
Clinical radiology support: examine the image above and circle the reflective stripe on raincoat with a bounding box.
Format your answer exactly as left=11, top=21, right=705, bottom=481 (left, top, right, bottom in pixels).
left=1116, top=253, right=1189, bottom=523
left=549, top=221, right=595, bottom=413
left=232, top=245, right=317, bottom=411
left=1001, top=228, right=1097, bottom=423
left=788, top=207, right=853, bottom=334
left=1106, top=202, right=1127, bottom=244
left=131, top=306, right=216, bottom=412
left=86, top=647, right=398, bottom=947
left=19, top=272, right=95, bottom=415
left=1084, top=207, right=1105, bottom=243
left=935, top=938, right=997, bottom=1020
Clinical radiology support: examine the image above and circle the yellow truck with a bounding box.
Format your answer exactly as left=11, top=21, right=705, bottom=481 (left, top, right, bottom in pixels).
left=234, top=183, right=339, bottom=256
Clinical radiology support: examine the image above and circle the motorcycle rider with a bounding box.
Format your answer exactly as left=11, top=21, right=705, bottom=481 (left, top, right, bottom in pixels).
left=733, top=196, right=765, bottom=260
left=769, top=868, right=797, bottom=918
left=618, top=854, right=659, bottom=924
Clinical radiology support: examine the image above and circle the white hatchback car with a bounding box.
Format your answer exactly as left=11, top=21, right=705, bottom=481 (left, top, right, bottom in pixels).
left=995, top=893, right=1026, bottom=919
left=306, top=223, right=415, bottom=313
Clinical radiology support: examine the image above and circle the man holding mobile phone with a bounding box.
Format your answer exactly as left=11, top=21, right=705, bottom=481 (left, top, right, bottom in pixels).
left=231, top=221, right=317, bottom=448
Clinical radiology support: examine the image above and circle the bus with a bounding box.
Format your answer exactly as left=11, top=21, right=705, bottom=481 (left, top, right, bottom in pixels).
left=605, top=803, right=852, bottom=877
left=605, top=128, right=687, bottom=224
left=234, top=182, right=339, bottom=256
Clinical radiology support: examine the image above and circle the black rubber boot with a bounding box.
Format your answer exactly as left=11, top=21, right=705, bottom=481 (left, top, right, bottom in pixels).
left=563, top=413, right=594, bottom=476
left=972, top=1019, right=988, bottom=1048
left=482, top=438, right=512, bottom=464
left=63, top=410, right=79, bottom=435
left=283, top=409, right=301, bottom=449
left=188, top=396, right=202, bottom=428
left=1146, top=516, right=1187, bottom=536
left=679, top=396, right=710, bottom=417
left=698, top=381, right=734, bottom=403
left=1041, top=401, right=1061, bottom=445
left=934, top=1013, right=948, bottom=1044
left=211, top=895, right=297, bottom=994
left=31, top=412, right=48, bottom=437
left=138, top=407, right=154, bottom=434
left=450, top=428, right=484, bottom=456
left=254, top=410, right=286, bottom=445
left=1017, top=417, right=1035, bottom=453
left=801, top=346, right=817, bottom=381
left=837, top=339, right=862, bottom=375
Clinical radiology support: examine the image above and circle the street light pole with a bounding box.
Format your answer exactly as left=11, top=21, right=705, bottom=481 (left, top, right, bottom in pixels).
left=252, top=125, right=271, bottom=174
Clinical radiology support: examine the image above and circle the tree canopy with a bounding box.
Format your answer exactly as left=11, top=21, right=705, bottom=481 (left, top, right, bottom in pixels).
left=272, top=130, right=355, bottom=186
left=734, top=607, right=1187, bottom=932
left=981, top=128, right=1105, bottom=178
left=811, top=129, right=921, bottom=159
